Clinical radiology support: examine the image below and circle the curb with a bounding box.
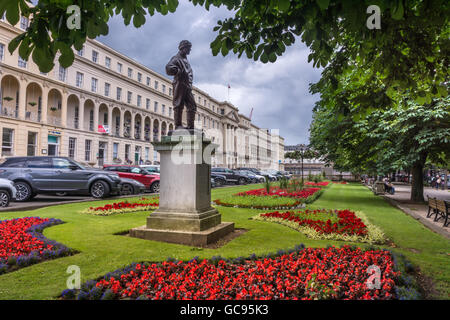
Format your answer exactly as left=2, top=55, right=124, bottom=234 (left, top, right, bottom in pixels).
left=383, top=196, right=450, bottom=239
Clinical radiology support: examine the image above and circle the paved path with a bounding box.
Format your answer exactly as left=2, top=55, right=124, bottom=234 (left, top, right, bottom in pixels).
left=383, top=185, right=449, bottom=239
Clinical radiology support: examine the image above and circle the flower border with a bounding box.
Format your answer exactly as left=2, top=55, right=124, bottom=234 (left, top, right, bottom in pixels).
left=252, top=210, right=385, bottom=244
left=213, top=189, right=324, bottom=210
left=0, top=217, right=76, bottom=275
left=60, top=244, right=420, bottom=300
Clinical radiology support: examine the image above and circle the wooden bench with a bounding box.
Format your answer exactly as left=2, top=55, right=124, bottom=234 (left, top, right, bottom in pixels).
left=427, top=196, right=438, bottom=219
left=428, top=196, right=450, bottom=227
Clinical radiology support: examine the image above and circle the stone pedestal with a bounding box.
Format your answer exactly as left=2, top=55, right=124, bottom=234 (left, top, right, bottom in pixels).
left=130, top=129, right=234, bottom=246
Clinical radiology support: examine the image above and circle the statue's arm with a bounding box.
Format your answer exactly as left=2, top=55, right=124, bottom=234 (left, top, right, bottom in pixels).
left=166, top=56, right=180, bottom=76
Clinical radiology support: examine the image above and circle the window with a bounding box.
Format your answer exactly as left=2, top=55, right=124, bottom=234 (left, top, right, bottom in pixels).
left=113, top=143, right=119, bottom=159
left=26, top=158, right=51, bottom=168
left=77, top=46, right=84, bottom=56
left=146, top=98, right=150, bottom=110
left=68, top=137, right=76, bottom=159
left=91, top=78, right=98, bottom=92
left=85, top=140, right=91, bottom=161
left=18, top=55, right=27, bottom=68
left=27, top=132, right=37, bottom=156
left=1, top=128, right=14, bottom=157
left=154, top=101, right=158, bottom=113
left=125, top=144, right=130, bottom=161
left=146, top=77, right=150, bottom=86
left=92, top=50, right=98, bottom=63
left=53, top=158, right=74, bottom=169
left=137, top=72, right=142, bottom=82
left=104, top=83, right=110, bottom=97
left=116, top=87, right=122, bottom=101
left=117, top=62, right=122, bottom=73
left=162, top=84, right=166, bottom=94
left=76, top=72, right=84, bottom=87
left=127, top=91, right=132, bottom=104
left=0, top=43, right=4, bottom=61
left=154, top=81, right=158, bottom=90
left=145, top=147, right=150, bottom=161
left=58, top=66, right=67, bottom=81
left=20, top=16, right=29, bottom=30
left=169, top=107, right=173, bottom=117
left=105, top=56, right=111, bottom=68
left=128, top=67, right=133, bottom=78
left=169, top=88, right=172, bottom=96
left=162, top=104, right=165, bottom=115
left=137, top=95, right=142, bottom=107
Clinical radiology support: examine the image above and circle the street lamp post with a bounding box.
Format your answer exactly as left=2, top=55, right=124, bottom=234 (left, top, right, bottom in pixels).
left=299, top=144, right=306, bottom=184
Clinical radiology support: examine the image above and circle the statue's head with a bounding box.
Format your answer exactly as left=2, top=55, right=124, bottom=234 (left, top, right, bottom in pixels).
left=178, top=40, right=192, bottom=55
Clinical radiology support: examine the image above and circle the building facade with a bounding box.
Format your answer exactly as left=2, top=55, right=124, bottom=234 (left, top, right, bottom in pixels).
left=0, top=16, right=284, bottom=169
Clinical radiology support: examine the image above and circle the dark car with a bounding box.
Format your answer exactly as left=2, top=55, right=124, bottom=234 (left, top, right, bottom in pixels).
left=211, top=167, right=249, bottom=185
left=0, top=157, right=121, bottom=201
left=103, top=165, right=160, bottom=193
left=119, top=178, right=146, bottom=196
left=235, top=170, right=258, bottom=183
left=211, top=173, right=227, bottom=187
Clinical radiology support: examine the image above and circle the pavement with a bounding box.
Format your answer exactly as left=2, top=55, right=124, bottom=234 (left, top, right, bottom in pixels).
left=383, top=185, right=450, bottom=239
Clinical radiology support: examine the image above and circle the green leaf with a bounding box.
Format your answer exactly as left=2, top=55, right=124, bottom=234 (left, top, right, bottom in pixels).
left=316, top=0, right=330, bottom=10
left=278, top=0, right=290, bottom=12
left=391, top=0, right=404, bottom=20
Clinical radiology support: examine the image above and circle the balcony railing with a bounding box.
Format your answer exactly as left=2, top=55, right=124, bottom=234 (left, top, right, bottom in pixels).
left=25, top=111, right=41, bottom=122
left=0, top=107, right=18, bottom=119
left=47, top=116, right=62, bottom=126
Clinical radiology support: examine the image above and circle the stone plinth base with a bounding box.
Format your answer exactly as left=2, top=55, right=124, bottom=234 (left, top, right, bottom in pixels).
left=130, top=222, right=235, bottom=247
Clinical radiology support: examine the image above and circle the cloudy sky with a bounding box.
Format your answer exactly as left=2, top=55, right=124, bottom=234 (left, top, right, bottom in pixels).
left=97, top=1, right=322, bottom=145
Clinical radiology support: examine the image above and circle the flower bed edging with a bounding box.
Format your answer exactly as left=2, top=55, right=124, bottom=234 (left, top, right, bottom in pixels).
left=60, top=244, right=420, bottom=300
left=0, top=217, right=76, bottom=275
left=81, top=198, right=159, bottom=216
left=252, top=210, right=385, bottom=244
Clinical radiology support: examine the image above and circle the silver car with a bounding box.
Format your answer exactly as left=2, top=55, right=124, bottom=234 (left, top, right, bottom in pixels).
left=0, top=178, right=16, bottom=207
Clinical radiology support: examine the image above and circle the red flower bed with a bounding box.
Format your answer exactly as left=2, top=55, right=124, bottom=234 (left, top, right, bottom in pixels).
left=0, top=217, right=73, bottom=274
left=235, top=187, right=321, bottom=199
left=88, top=201, right=158, bottom=212
left=304, top=181, right=330, bottom=187
left=72, top=246, right=400, bottom=300
left=0, top=217, right=52, bottom=261
left=260, top=209, right=368, bottom=236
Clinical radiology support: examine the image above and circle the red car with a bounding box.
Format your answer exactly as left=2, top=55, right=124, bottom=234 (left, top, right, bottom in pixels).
left=103, top=165, right=160, bottom=193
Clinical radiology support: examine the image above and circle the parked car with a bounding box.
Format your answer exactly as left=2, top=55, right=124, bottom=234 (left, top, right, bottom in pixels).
left=258, top=170, right=278, bottom=181
left=211, top=177, right=217, bottom=188
left=239, top=170, right=265, bottom=183
left=103, top=165, right=160, bottom=193
left=235, top=170, right=258, bottom=183
left=119, top=178, right=146, bottom=196
left=211, top=173, right=227, bottom=187
left=139, top=164, right=160, bottom=175
left=0, top=178, right=16, bottom=207
left=211, top=168, right=250, bottom=185
left=0, top=157, right=121, bottom=201
left=280, top=171, right=293, bottom=179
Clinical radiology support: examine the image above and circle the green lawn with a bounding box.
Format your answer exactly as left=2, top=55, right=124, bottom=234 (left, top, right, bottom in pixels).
left=0, top=183, right=448, bottom=299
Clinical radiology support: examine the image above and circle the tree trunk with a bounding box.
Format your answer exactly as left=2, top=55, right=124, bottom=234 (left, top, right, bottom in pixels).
left=410, top=153, right=427, bottom=202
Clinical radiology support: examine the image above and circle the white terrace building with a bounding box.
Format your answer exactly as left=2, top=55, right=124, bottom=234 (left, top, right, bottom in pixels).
left=0, top=15, right=284, bottom=169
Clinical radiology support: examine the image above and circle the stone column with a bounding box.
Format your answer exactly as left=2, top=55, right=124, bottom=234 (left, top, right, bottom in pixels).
left=61, top=90, right=68, bottom=127
left=18, top=79, right=27, bottom=120
left=107, top=105, right=113, bottom=135
left=93, top=101, right=99, bottom=133
left=41, top=86, right=49, bottom=124
left=119, top=108, right=124, bottom=137
left=78, top=96, right=85, bottom=130
left=140, top=114, right=145, bottom=141
left=131, top=112, right=136, bottom=139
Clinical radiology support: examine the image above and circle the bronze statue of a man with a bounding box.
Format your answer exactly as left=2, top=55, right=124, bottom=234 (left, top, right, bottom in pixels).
left=166, top=40, right=197, bottom=130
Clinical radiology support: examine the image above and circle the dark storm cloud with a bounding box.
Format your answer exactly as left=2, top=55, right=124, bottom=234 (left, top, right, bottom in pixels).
left=97, top=1, right=322, bottom=145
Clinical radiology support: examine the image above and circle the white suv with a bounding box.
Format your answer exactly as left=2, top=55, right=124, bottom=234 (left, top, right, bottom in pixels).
left=0, top=178, right=16, bottom=207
